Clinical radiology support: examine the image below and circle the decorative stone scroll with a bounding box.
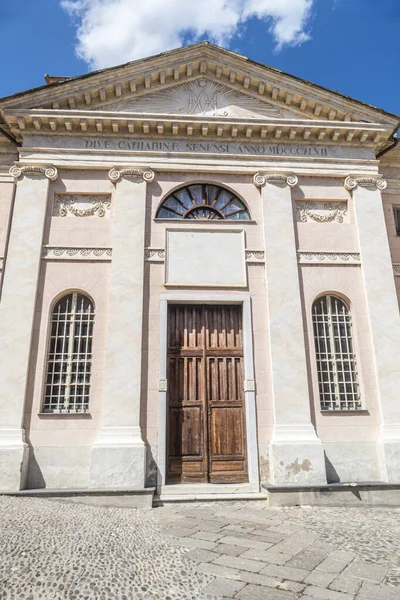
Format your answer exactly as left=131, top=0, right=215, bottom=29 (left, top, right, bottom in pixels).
left=144, top=248, right=165, bottom=262
left=42, top=246, right=112, bottom=260
left=108, top=167, right=155, bottom=183
left=9, top=165, right=58, bottom=181
left=54, top=194, right=111, bottom=218
left=344, top=176, right=387, bottom=191
left=297, top=252, right=360, bottom=264
left=253, top=173, right=298, bottom=188
left=393, top=264, right=400, bottom=276
left=245, top=250, right=265, bottom=263
left=296, top=201, right=347, bottom=224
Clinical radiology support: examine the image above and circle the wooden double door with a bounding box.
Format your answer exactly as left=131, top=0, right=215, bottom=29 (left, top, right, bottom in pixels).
left=167, top=304, right=248, bottom=484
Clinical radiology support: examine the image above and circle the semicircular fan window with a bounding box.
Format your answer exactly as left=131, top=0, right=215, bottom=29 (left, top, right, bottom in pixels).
left=156, top=184, right=251, bottom=221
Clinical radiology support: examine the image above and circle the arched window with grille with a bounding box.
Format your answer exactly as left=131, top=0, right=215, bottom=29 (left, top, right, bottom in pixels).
left=156, top=183, right=251, bottom=220
left=43, top=292, right=94, bottom=413
left=312, top=295, right=361, bottom=411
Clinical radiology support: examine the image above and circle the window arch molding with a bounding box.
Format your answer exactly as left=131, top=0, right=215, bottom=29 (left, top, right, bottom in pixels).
left=155, top=181, right=251, bottom=221
left=42, top=289, right=96, bottom=414
left=311, top=291, right=361, bottom=412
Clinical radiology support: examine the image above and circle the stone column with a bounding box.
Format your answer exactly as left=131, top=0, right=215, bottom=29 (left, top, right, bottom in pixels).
left=254, top=173, right=326, bottom=485
left=345, top=175, right=400, bottom=482
left=0, top=164, right=57, bottom=491
left=89, top=167, right=154, bottom=489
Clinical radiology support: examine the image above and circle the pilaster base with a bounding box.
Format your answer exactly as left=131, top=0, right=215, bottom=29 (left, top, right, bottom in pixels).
left=89, top=427, right=146, bottom=489
left=377, top=426, right=400, bottom=482
left=268, top=425, right=327, bottom=485
left=0, top=429, right=29, bottom=491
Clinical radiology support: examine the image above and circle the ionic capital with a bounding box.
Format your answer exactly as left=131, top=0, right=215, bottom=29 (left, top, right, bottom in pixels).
left=9, top=165, right=58, bottom=182
left=108, top=167, right=155, bottom=183
left=344, top=175, right=387, bottom=191
left=253, top=173, right=298, bottom=188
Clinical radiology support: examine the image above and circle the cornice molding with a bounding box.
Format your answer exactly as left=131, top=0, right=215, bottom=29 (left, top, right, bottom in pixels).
left=5, top=109, right=388, bottom=147
left=344, top=175, right=387, bottom=191
left=253, top=173, right=298, bottom=188
left=108, top=167, right=155, bottom=183
left=9, top=164, right=58, bottom=181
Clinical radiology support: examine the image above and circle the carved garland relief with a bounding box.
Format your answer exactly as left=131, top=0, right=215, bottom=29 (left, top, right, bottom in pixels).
left=54, top=194, right=111, bottom=218
left=295, top=201, right=347, bottom=223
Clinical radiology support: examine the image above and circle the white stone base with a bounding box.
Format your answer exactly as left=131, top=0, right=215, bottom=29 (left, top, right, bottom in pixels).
left=0, top=445, right=29, bottom=491
left=268, top=425, right=327, bottom=485
left=89, top=429, right=147, bottom=490
left=377, top=426, right=400, bottom=483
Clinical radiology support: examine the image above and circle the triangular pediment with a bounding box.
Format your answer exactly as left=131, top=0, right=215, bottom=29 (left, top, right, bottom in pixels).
left=109, top=78, right=291, bottom=119
left=1, top=42, right=398, bottom=148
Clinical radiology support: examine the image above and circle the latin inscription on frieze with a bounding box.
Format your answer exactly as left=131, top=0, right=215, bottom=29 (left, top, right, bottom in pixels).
left=84, top=138, right=329, bottom=157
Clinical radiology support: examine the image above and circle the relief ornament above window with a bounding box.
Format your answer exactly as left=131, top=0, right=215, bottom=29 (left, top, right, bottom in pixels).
left=54, top=194, right=111, bottom=218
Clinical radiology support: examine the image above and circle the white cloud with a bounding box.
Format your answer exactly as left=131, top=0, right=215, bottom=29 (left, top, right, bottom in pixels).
left=61, top=0, right=315, bottom=69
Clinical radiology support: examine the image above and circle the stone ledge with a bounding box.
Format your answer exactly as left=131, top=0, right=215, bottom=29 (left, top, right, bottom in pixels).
left=0, top=487, right=155, bottom=509
left=262, top=482, right=400, bottom=507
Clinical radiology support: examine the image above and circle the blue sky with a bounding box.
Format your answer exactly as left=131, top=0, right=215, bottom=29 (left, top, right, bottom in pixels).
left=0, top=0, right=399, bottom=116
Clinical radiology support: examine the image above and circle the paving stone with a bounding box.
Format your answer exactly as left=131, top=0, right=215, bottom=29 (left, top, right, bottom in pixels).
left=273, top=530, right=319, bottom=555
left=184, top=548, right=220, bottom=563
left=343, top=559, right=388, bottom=583
left=286, top=543, right=336, bottom=571
left=250, top=530, right=287, bottom=543
left=240, top=548, right=285, bottom=563
left=277, top=580, right=306, bottom=593
left=213, top=543, right=245, bottom=557
left=196, top=562, right=239, bottom=579
left=249, top=548, right=292, bottom=565
left=235, top=583, right=298, bottom=600
left=302, top=585, right=354, bottom=599
left=164, top=526, right=198, bottom=537
left=330, top=550, right=357, bottom=563
left=169, top=536, right=217, bottom=550
left=329, top=573, right=362, bottom=594
left=191, top=531, right=222, bottom=542
left=304, top=571, right=336, bottom=588
left=226, top=569, right=282, bottom=588
left=259, top=563, right=310, bottom=582
left=216, top=536, right=272, bottom=550
left=223, top=524, right=255, bottom=534
left=201, top=577, right=246, bottom=597
left=316, top=557, right=349, bottom=574
left=213, top=554, right=264, bottom=573
left=356, top=581, right=400, bottom=600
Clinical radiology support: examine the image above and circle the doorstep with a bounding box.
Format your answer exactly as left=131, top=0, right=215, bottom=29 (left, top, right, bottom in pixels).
left=154, top=482, right=267, bottom=504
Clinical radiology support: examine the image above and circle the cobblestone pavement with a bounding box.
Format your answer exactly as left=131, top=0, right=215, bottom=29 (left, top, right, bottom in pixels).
left=1, top=497, right=400, bottom=600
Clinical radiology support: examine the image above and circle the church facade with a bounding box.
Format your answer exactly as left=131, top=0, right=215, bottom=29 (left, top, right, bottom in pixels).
left=1, top=42, right=400, bottom=494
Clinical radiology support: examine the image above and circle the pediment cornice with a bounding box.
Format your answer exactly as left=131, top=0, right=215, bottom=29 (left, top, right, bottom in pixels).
left=1, top=44, right=398, bottom=142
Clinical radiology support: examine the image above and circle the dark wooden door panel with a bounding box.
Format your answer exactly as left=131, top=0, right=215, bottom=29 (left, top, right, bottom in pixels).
left=167, top=304, right=248, bottom=484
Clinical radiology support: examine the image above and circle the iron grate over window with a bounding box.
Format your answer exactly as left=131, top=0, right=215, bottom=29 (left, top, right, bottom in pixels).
left=393, top=207, right=400, bottom=236
left=156, top=183, right=251, bottom=220
left=43, top=292, right=94, bottom=413
left=312, top=295, right=361, bottom=411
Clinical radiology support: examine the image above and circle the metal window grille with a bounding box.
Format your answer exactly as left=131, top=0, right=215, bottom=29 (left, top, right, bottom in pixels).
left=394, top=207, right=400, bottom=236
left=43, top=293, right=94, bottom=413
left=312, top=295, right=361, bottom=411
